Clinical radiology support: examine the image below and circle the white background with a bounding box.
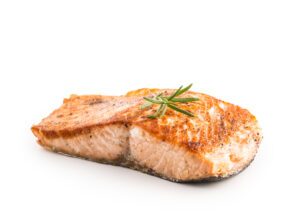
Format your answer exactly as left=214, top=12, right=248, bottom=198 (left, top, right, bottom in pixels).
left=0, top=1, right=299, bottom=223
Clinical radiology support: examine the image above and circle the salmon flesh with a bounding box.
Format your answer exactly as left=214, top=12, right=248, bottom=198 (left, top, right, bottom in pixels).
left=31, top=88, right=262, bottom=182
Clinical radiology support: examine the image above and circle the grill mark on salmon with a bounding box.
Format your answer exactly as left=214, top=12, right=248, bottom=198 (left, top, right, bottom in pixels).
left=31, top=89, right=262, bottom=182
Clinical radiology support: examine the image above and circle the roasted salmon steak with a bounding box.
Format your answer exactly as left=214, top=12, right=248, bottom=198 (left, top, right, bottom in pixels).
left=31, top=88, right=262, bottom=182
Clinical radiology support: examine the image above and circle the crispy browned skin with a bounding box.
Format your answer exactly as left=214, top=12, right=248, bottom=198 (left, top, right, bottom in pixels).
left=32, top=89, right=262, bottom=182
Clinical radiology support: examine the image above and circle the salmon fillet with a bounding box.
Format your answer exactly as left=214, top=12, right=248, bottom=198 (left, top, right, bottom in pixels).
left=31, top=89, right=262, bottom=182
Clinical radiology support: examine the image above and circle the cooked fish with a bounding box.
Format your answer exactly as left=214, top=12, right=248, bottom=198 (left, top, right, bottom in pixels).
left=31, top=88, right=262, bottom=182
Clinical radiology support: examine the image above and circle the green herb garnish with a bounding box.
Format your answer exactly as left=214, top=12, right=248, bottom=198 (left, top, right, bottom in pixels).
left=140, top=84, right=199, bottom=119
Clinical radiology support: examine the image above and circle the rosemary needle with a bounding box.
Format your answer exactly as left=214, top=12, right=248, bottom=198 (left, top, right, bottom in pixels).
left=140, top=84, right=199, bottom=119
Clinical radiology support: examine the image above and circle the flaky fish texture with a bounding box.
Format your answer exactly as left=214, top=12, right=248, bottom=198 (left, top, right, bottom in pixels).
left=32, top=88, right=262, bottom=182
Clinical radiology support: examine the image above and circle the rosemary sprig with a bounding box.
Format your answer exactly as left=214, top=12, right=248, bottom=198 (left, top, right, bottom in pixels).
left=140, top=84, right=199, bottom=119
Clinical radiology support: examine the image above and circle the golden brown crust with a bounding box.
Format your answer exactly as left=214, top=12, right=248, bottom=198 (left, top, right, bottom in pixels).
left=32, top=94, right=141, bottom=138
left=32, top=89, right=261, bottom=154
left=122, top=89, right=260, bottom=153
